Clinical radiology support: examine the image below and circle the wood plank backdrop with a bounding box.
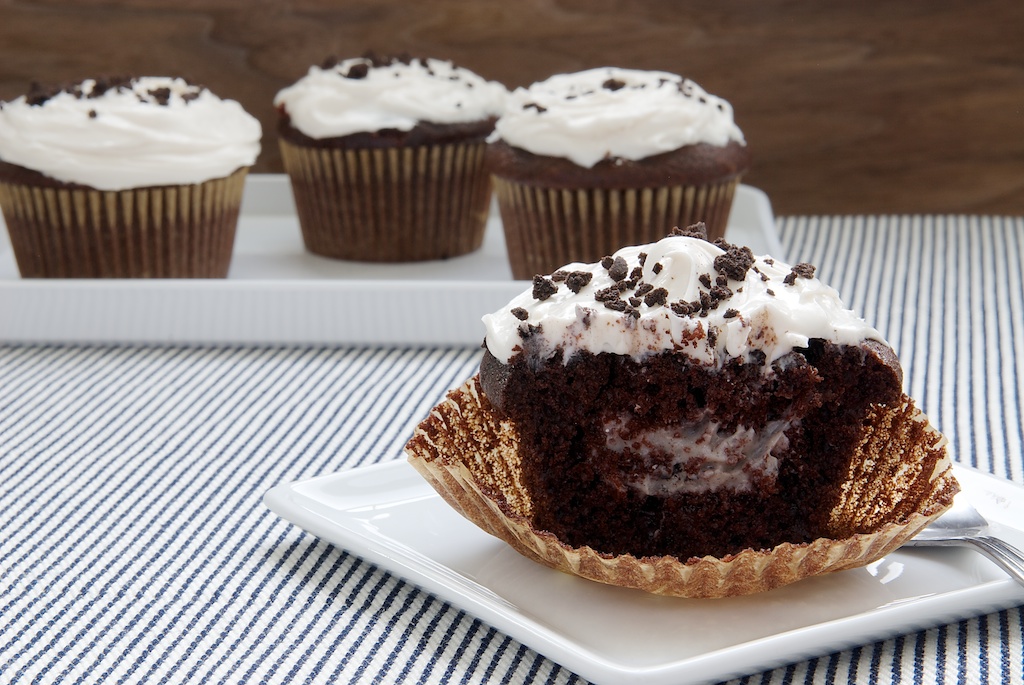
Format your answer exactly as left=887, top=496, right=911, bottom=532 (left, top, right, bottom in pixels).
left=1, top=0, right=1021, bottom=216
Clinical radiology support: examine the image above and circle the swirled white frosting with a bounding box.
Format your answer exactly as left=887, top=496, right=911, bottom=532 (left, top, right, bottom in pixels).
left=274, top=56, right=508, bottom=139
left=490, top=67, right=746, bottom=168
left=482, top=234, right=884, bottom=365
left=0, top=77, right=261, bottom=191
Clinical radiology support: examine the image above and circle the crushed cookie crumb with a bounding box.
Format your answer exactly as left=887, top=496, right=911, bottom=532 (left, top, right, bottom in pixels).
left=670, top=222, right=709, bottom=241
left=607, top=256, right=628, bottom=282
left=784, top=262, right=816, bottom=285
left=532, top=275, right=557, bottom=301
left=511, top=307, right=529, bottom=321
left=644, top=287, right=669, bottom=307
left=699, top=274, right=712, bottom=288
left=565, top=271, right=593, bottom=293
left=652, top=262, right=663, bottom=274
left=723, top=308, right=740, bottom=319
left=714, top=244, right=755, bottom=281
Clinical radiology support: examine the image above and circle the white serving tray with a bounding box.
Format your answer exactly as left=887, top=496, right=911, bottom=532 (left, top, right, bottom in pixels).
left=265, top=462, right=1024, bottom=685
left=0, top=175, right=779, bottom=346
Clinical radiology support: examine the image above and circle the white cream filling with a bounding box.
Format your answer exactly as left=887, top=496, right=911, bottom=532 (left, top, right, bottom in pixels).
left=601, top=415, right=789, bottom=495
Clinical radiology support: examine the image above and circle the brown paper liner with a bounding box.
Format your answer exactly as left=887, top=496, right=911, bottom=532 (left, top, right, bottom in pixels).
left=0, top=168, right=248, bottom=278
left=279, top=139, right=492, bottom=262
left=405, top=377, right=959, bottom=598
left=492, top=177, right=740, bottom=280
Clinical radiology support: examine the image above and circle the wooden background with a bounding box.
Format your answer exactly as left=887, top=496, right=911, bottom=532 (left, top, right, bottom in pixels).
left=1, top=0, right=1022, bottom=217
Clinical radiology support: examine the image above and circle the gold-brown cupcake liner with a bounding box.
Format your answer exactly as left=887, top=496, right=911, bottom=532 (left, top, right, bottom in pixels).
left=405, top=376, right=959, bottom=598
left=492, top=177, right=741, bottom=280
left=0, top=168, right=248, bottom=278
left=279, top=139, right=492, bottom=262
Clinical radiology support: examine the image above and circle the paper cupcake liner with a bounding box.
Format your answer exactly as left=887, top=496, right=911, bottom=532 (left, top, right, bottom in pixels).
left=405, top=377, right=959, bottom=598
left=279, top=139, right=492, bottom=262
left=492, top=178, right=740, bottom=280
left=0, top=168, right=248, bottom=278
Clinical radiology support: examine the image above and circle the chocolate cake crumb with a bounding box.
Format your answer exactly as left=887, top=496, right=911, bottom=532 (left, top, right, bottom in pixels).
left=699, top=273, right=712, bottom=288
left=532, top=275, right=558, bottom=301
left=600, top=256, right=614, bottom=270
left=723, top=308, right=740, bottom=319
left=629, top=297, right=642, bottom=307
left=629, top=266, right=643, bottom=282
left=550, top=270, right=568, bottom=282
left=607, top=256, right=628, bottom=282
left=784, top=263, right=816, bottom=285
left=644, top=288, right=669, bottom=307
left=595, top=286, right=621, bottom=303
left=635, top=283, right=654, bottom=297
left=638, top=252, right=648, bottom=266
left=652, top=262, right=664, bottom=274
left=565, top=271, right=593, bottom=294
left=511, top=307, right=529, bottom=321
left=716, top=274, right=729, bottom=286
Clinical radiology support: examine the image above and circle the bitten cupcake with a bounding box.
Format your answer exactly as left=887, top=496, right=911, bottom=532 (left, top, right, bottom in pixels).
left=0, top=76, right=261, bottom=278
left=487, top=67, right=751, bottom=279
left=273, top=53, right=508, bottom=262
left=406, top=224, right=958, bottom=598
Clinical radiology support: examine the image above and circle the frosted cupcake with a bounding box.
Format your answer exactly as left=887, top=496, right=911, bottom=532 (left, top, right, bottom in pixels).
left=0, top=76, right=261, bottom=278
left=407, top=225, right=958, bottom=597
left=487, top=67, right=751, bottom=279
left=274, top=53, right=508, bottom=262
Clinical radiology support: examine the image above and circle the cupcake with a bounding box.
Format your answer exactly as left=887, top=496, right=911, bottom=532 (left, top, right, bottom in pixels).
left=406, top=224, right=958, bottom=597
left=273, top=53, right=507, bottom=262
left=0, top=76, right=262, bottom=278
left=487, top=67, right=752, bottom=279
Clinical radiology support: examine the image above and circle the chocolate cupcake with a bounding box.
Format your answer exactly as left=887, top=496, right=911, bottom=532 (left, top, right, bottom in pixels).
left=274, top=54, right=507, bottom=262
left=487, top=68, right=751, bottom=279
left=0, top=76, right=261, bottom=278
left=406, top=226, right=958, bottom=597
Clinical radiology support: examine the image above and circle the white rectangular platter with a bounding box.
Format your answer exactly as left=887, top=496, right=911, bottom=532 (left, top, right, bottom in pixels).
left=0, top=175, right=780, bottom=346
left=264, top=462, right=1024, bottom=685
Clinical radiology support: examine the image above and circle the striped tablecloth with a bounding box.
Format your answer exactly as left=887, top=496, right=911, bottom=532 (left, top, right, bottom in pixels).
left=2, top=215, right=1023, bottom=684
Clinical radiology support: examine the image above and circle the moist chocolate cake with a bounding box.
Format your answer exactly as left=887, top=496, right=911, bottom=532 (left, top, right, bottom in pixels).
left=407, top=223, right=957, bottom=596
left=476, top=224, right=904, bottom=561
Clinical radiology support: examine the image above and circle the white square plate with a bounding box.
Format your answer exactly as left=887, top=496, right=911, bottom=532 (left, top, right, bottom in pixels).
left=265, top=462, right=1024, bottom=685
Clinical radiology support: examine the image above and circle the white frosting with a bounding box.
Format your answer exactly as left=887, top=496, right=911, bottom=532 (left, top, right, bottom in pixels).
left=490, top=67, right=746, bottom=168
left=273, top=56, right=508, bottom=139
left=0, top=77, right=262, bottom=191
left=482, top=234, right=886, bottom=365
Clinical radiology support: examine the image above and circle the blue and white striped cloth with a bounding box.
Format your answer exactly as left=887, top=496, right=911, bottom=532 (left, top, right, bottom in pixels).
left=2, top=215, right=1023, bottom=684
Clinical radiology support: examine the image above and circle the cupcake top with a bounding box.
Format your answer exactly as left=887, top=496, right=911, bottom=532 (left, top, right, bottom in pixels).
left=490, top=67, right=746, bottom=168
left=0, top=76, right=262, bottom=191
left=273, top=54, right=508, bottom=140
left=482, top=225, right=884, bottom=366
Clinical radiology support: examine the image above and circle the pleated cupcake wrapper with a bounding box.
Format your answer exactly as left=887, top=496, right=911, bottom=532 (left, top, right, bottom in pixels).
left=0, top=168, right=248, bottom=278
left=405, top=377, right=960, bottom=598
left=279, top=139, right=492, bottom=262
left=493, top=177, right=740, bottom=280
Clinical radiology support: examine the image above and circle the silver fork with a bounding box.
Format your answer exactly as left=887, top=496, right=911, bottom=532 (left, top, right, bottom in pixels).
left=904, top=496, right=1024, bottom=586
